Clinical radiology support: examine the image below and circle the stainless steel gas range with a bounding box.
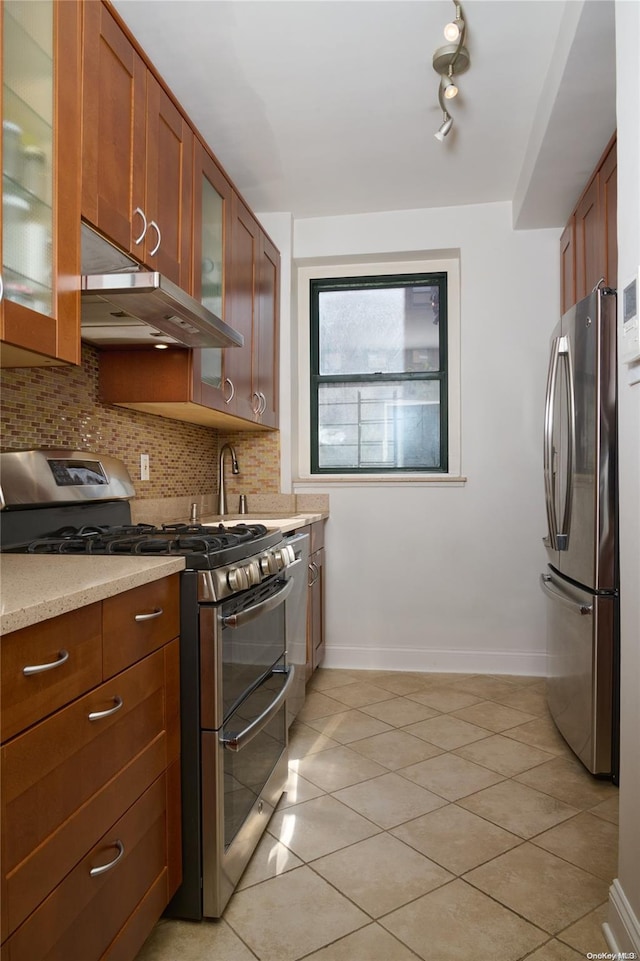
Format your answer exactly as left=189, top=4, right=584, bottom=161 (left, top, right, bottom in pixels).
left=0, top=449, right=298, bottom=919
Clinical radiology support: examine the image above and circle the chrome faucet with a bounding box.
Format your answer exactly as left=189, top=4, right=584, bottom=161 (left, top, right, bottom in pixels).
left=217, top=443, right=239, bottom=515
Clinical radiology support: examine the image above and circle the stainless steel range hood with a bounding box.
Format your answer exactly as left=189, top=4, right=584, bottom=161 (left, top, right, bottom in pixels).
left=80, top=225, right=243, bottom=350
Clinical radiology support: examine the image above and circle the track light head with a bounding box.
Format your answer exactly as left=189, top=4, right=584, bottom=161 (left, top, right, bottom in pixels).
left=434, top=114, right=454, bottom=141
left=443, top=20, right=460, bottom=42
left=441, top=69, right=459, bottom=100
left=444, top=5, right=464, bottom=42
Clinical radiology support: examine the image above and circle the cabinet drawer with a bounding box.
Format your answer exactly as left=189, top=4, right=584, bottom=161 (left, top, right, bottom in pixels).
left=1, top=604, right=102, bottom=743
left=4, top=774, right=167, bottom=961
left=103, top=575, right=180, bottom=678
left=4, top=735, right=167, bottom=936
left=310, top=520, right=325, bottom=553
left=1, top=649, right=165, bottom=880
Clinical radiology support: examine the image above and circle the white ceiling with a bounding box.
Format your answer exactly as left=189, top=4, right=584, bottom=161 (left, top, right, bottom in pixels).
left=111, top=0, right=617, bottom=229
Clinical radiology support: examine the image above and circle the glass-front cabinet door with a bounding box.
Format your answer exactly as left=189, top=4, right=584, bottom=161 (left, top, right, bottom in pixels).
left=191, top=138, right=236, bottom=411
left=1, top=0, right=81, bottom=366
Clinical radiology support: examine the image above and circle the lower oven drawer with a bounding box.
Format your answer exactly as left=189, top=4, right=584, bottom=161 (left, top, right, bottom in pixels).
left=200, top=667, right=292, bottom=918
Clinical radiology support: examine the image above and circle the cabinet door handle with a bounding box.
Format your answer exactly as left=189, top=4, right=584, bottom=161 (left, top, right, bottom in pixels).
left=133, top=207, right=147, bottom=245
left=224, top=377, right=235, bottom=405
left=148, top=220, right=161, bottom=257
left=308, top=561, right=319, bottom=586
left=23, top=649, right=69, bottom=676
left=134, top=607, right=164, bottom=622
left=90, top=840, right=125, bottom=877
left=258, top=391, right=267, bottom=414
left=251, top=391, right=261, bottom=415
left=0, top=273, right=4, bottom=302
left=88, top=696, right=124, bottom=722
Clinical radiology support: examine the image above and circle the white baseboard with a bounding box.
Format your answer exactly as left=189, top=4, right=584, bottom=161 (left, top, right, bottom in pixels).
left=604, top=879, right=640, bottom=956
left=321, top=645, right=547, bottom=676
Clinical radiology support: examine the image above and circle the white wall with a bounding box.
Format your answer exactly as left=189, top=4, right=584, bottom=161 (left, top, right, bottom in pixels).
left=290, top=201, right=560, bottom=674
left=606, top=1, right=640, bottom=954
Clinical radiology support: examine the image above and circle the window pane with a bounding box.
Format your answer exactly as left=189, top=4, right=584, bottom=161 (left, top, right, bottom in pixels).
left=317, top=380, right=442, bottom=469
left=318, top=285, right=441, bottom=376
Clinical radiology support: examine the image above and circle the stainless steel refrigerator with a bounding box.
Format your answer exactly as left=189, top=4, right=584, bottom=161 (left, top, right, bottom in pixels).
left=541, top=284, right=619, bottom=780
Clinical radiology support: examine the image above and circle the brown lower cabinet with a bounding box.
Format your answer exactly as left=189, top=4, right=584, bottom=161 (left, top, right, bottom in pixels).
left=0, top=575, right=181, bottom=961
left=307, top=522, right=326, bottom=674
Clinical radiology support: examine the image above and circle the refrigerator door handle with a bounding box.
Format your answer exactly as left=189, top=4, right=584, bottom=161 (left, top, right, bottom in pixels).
left=543, top=337, right=561, bottom=549
left=540, top=574, right=592, bottom=616
left=557, top=336, right=576, bottom=551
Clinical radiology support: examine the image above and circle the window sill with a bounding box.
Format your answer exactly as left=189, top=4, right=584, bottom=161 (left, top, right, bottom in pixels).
left=293, top=474, right=467, bottom=488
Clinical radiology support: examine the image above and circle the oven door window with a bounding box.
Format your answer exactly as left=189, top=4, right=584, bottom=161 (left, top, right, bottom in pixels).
left=220, top=578, right=288, bottom=720
left=222, top=670, right=287, bottom=848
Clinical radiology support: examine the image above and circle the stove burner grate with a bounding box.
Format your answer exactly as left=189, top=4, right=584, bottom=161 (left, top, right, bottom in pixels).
left=23, top=521, right=270, bottom=559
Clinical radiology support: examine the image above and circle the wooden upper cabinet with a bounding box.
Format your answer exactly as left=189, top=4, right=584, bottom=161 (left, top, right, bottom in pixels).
left=84, top=2, right=281, bottom=431
left=228, top=194, right=259, bottom=423
left=227, top=194, right=279, bottom=427
left=564, top=134, right=617, bottom=310
left=1, top=0, right=82, bottom=368
left=599, top=139, right=617, bottom=291
left=81, top=0, right=146, bottom=257
left=192, top=140, right=236, bottom=413
left=575, top=175, right=600, bottom=302
left=256, top=232, right=280, bottom=428
left=560, top=218, right=576, bottom=317
left=144, top=74, right=193, bottom=290
left=82, top=2, right=192, bottom=289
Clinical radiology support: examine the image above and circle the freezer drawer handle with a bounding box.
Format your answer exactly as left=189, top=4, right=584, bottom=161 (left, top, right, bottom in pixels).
left=540, top=574, right=592, bottom=615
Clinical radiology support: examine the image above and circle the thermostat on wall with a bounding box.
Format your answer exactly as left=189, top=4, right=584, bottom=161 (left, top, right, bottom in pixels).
left=621, top=271, right=640, bottom=365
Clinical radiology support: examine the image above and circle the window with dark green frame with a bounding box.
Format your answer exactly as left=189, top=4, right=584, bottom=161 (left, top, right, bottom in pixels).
left=310, top=273, right=448, bottom=474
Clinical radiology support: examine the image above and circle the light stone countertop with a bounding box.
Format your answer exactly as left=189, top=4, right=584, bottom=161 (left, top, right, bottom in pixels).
left=1, top=555, right=186, bottom=635
left=200, top=512, right=328, bottom=533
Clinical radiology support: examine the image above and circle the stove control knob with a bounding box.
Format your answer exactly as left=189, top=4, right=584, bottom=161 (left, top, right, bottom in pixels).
left=227, top=565, right=249, bottom=592
left=259, top=553, right=278, bottom=575
left=274, top=545, right=294, bottom=569
left=246, top=560, right=261, bottom=586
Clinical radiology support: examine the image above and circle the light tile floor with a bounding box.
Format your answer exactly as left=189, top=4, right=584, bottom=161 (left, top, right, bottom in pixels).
left=135, top=669, right=618, bottom=961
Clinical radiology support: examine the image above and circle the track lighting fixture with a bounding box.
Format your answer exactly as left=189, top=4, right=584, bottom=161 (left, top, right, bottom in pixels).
left=432, top=0, right=470, bottom=141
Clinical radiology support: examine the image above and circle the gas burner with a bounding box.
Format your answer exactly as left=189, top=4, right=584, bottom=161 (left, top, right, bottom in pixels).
left=18, top=518, right=279, bottom=570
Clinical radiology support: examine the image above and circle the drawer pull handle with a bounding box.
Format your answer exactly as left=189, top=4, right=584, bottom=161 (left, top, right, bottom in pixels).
left=88, top=696, right=124, bottom=722
left=134, top=607, right=164, bottom=622
left=23, top=649, right=69, bottom=675
left=90, top=840, right=125, bottom=877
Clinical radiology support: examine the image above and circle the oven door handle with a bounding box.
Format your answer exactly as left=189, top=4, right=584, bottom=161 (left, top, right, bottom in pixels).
left=221, top=577, right=293, bottom=629
left=221, top=664, right=296, bottom=753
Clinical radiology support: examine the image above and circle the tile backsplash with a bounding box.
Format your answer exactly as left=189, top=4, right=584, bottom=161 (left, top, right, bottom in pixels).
left=1, top=344, right=280, bottom=502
